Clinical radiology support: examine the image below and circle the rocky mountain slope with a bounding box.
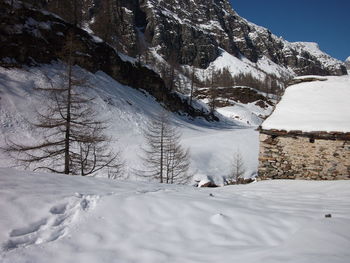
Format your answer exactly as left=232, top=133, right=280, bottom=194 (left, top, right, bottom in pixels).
left=2, top=0, right=346, bottom=126
left=0, top=0, right=216, bottom=121
left=345, top=57, right=350, bottom=70
left=78, top=0, right=347, bottom=79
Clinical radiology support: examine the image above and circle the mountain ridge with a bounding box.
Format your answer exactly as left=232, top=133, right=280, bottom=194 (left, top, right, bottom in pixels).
left=81, top=0, right=347, bottom=78
left=12, top=0, right=347, bottom=80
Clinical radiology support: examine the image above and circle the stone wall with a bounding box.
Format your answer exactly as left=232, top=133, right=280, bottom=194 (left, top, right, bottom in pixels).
left=259, top=133, right=350, bottom=180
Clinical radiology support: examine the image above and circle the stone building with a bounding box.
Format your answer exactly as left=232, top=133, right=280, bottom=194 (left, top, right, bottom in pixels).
left=259, top=75, right=350, bottom=180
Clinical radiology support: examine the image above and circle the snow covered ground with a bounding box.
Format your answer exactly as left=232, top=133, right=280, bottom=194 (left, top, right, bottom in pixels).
left=217, top=99, right=274, bottom=127
left=0, top=168, right=349, bottom=263
left=0, top=64, right=258, bottom=182
left=262, top=74, right=350, bottom=132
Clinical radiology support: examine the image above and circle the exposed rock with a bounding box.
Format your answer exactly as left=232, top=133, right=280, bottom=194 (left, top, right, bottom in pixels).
left=288, top=76, right=327, bottom=86
left=345, top=57, right=350, bottom=70
left=0, top=0, right=217, bottom=121
left=79, top=0, right=347, bottom=76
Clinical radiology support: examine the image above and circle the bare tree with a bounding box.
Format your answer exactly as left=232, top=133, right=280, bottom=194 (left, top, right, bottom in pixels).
left=4, top=31, right=123, bottom=177
left=189, top=65, right=196, bottom=106
left=165, top=139, right=191, bottom=184
left=140, top=111, right=191, bottom=184
left=161, top=51, right=180, bottom=92
left=46, top=0, right=83, bottom=26
left=208, top=67, right=219, bottom=113
left=90, top=0, right=116, bottom=45
left=226, top=151, right=246, bottom=185
left=70, top=129, right=124, bottom=177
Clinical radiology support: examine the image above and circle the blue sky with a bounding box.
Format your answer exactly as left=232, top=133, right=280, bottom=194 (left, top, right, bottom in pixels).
left=229, top=0, right=350, bottom=61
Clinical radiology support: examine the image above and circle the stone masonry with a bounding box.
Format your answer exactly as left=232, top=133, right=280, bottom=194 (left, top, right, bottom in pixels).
left=259, top=134, right=350, bottom=180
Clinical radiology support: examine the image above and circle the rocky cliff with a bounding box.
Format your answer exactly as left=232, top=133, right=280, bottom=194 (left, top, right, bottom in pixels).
left=81, top=0, right=347, bottom=77
left=345, top=57, right=350, bottom=70
left=0, top=0, right=217, bottom=120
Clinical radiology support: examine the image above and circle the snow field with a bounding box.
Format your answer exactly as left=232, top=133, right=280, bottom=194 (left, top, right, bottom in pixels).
left=0, top=168, right=350, bottom=263
left=0, top=64, right=258, bottom=182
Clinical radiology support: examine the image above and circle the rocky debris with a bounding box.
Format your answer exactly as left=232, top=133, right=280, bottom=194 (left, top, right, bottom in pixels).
left=225, top=178, right=255, bottom=185
left=196, top=176, right=219, bottom=188
left=0, top=0, right=217, bottom=121
left=195, top=86, right=274, bottom=107
left=288, top=76, right=328, bottom=86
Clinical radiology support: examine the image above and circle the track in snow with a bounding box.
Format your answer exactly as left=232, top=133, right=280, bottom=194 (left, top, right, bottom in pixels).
left=2, top=194, right=100, bottom=251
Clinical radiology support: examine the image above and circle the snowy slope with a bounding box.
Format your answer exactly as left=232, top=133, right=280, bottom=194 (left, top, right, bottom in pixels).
left=217, top=100, right=273, bottom=127
left=0, top=64, right=259, bottom=182
left=262, top=74, right=350, bottom=132
left=200, top=49, right=294, bottom=82
left=1, top=168, right=350, bottom=263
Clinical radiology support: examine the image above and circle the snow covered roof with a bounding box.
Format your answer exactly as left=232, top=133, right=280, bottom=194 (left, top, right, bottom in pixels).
left=261, top=74, right=350, bottom=134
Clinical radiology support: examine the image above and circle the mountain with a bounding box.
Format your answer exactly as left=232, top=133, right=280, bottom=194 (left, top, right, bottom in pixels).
left=345, top=57, right=350, bottom=70
left=79, top=0, right=347, bottom=78
left=0, top=0, right=217, bottom=121
left=1, top=0, right=346, bottom=126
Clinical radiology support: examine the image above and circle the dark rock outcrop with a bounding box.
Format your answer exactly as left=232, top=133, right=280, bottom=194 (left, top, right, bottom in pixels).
left=0, top=0, right=217, bottom=121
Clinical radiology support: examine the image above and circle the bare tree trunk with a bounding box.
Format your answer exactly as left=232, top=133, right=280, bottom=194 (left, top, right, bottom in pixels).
left=64, top=51, right=73, bottom=174
left=189, top=65, right=195, bottom=105
left=4, top=30, right=124, bottom=177
left=140, top=111, right=191, bottom=184
left=160, top=122, right=164, bottom=183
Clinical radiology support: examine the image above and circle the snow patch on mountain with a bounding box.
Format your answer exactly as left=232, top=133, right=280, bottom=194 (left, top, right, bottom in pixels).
left=188, top=49, right=293, bottom=84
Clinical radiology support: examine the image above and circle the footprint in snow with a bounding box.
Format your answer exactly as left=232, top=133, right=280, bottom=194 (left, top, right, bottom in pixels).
left=1, top=194, right=100, bottom=251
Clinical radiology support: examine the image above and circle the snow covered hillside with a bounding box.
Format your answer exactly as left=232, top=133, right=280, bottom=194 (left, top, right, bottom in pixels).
left=0, top=64, right=258, bottom=183
left=1, top=168, right=350, bottom=263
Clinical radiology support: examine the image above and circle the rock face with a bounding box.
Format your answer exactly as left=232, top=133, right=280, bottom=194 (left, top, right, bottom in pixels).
left=0, top=0, right=216, bottom=121
left=82, top=0, right=346, bottom=76
left=345, top=57, right=350, bottom=70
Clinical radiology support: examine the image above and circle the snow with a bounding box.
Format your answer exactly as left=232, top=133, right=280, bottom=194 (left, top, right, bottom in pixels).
left=81, top=25, right=103, bottom=43
left=217, top=100, right=273, bottom=127
left=199, top=49, right=292, bottom=83
left=287, top=42, right=342, bottom=69
left=346, top=56, right=350, bottom=63
left=0, top=64, right=258, bottom=182
left=262, top=74, right=350, bottom=133
left=1, top=168, right=350, bottom=263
